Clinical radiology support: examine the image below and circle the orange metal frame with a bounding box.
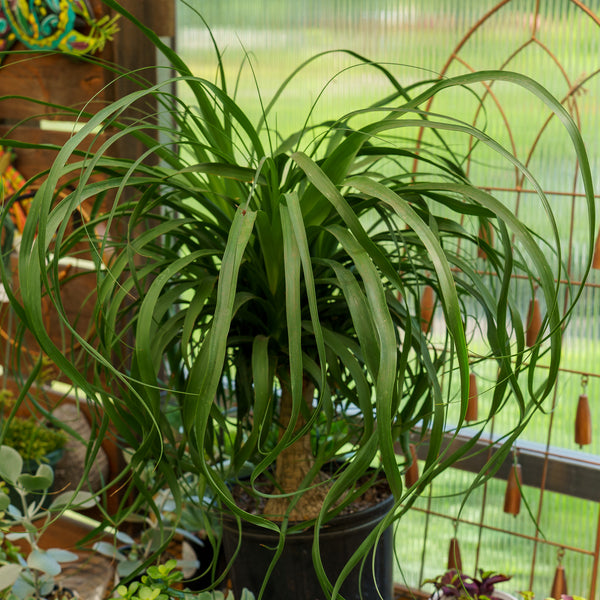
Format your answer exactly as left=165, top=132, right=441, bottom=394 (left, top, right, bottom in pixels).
left=414, top=1, right=600, bottom=597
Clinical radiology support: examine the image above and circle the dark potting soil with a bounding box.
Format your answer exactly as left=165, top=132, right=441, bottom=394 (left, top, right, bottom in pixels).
left=230, top=471, right=392, bottom=517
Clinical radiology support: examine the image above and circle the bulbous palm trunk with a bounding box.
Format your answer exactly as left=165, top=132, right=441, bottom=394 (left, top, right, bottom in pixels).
left=264, top=377, right=328, bottom=521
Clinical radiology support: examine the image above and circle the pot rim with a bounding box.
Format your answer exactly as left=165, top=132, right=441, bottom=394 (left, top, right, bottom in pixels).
left=219, top=490, right=394, bottom=539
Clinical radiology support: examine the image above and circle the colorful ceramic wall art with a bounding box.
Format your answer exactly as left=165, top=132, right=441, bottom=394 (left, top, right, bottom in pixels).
left=0, top=0, right=118, bottom=58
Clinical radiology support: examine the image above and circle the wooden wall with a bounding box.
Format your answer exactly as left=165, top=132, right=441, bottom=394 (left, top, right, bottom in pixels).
left=0, top=0, right=175, bottom=379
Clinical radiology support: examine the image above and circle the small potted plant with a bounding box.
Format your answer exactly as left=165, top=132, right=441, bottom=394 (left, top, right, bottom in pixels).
left=425, top=569, right=516, bottom=600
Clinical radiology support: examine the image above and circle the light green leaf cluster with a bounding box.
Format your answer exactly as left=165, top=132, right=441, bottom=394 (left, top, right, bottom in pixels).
left=0, top=446, right=82, bottom=600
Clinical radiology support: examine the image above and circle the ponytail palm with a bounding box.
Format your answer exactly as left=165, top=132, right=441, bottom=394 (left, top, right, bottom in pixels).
left=0, top=2, right=595, bottom=596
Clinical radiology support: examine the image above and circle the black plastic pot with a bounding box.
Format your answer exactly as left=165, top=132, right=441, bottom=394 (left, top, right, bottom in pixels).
left=220, top=494, right=394, bottom=600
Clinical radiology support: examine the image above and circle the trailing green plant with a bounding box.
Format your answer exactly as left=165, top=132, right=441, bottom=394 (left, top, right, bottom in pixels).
left=0, top=1, right=595, bottom=598
left=92, top=483, right=203, bottom=579
left=0, top=446, right=93, bottom=600
left=109, top=560, right=183, bottom=600
left=109, top=559, right=255, bottom=600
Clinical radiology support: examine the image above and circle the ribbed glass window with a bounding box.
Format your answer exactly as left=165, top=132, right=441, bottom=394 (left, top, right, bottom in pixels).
left=177, top=2, right=600, bottom=597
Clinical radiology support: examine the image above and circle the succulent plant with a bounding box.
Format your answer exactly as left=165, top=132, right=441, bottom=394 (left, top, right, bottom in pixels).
left=0, top=417, right=66, bottom=462
left=0, top=446, right=93, bottom=600
left=110, top=559, right=255, bottom=600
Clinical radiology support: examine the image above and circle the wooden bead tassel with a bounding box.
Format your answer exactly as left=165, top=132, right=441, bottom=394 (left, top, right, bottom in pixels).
left=575, top=393, right=592, bottom=447
left=447, top=537, right=463, bottom=572
left=477, top=221, right=494, bottom=259
left=551, top=565, right=568, bottom=599
left=405, top=443, right=419, bottom=488
left=551, top=549, right=568, bottom=599
left=466, top=372, right=478, bottom=422
left=504, top=462, right=522, bottom=516
left=420, top=285, right=435, bottom=333
left=526, top=298, right=542, bottom=347
left=592, top=228, right=600, bottom=269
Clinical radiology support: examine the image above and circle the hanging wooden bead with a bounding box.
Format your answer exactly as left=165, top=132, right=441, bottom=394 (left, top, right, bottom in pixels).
left=465, top=372, right=478, bottom=422
left=447, top=536, right=463, bottom=572
left=477, top=221, right=494, bottom=259
left=550, top=549, right=568, bottom=599
left=404, top=443, right=419, bottom=488
left=397, top=271, right=403, bottom=303
left=575, top=376, right=592, bottom=447
left=592, top=228, right=600, bottom=269
left=420, top=285, right=435, bottom=333
left=526, top=297, right=542, bottom=347
left=503, top=458, right=522, bottom=516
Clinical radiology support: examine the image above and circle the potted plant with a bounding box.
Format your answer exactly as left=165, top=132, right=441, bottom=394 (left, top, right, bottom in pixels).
left=0, top=2, right=594, bottom=599
left=424, top=569, right=516, bottom=600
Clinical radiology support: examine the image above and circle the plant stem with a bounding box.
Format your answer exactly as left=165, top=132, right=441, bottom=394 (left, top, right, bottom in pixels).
left=264, top=377, right=328, bottom=521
